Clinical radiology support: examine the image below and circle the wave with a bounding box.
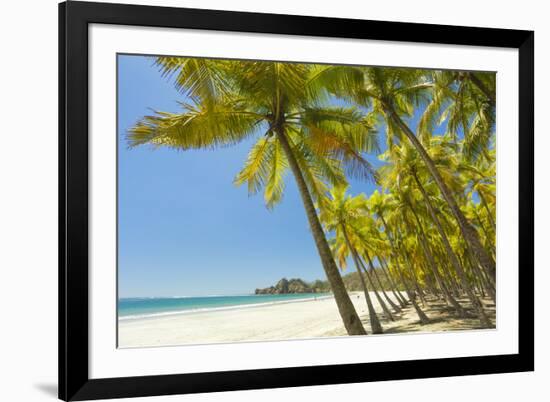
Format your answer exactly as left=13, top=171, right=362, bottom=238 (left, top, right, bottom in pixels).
left=118, top=294, right=334, bottom=321
left=120, top=294, right=254, bottom=300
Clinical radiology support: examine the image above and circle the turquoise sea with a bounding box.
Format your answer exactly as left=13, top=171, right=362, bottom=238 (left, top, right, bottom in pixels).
left=118, top=293, right=331, bottom=320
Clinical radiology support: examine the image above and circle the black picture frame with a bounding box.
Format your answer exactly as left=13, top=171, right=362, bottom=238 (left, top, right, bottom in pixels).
left=59, top=1, right=534, bottom=400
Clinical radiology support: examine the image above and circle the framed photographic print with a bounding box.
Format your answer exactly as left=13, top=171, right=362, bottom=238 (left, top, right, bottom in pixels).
left=59, top=1, right=534, bottom=400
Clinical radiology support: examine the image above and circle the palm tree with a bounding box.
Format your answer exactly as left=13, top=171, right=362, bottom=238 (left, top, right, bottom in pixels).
left=320, top=186, right=383, bottom=333
left=380, top=141, right=491, bottom=325
left=128, top=57, right=383, bottom=335
left=402, top=199, right=467, bottom=317
left=318, top=66, right=496, bottom=283
left=378, top=256, right=409, bottom=307
left=419, top=70, right=495, bottom=161
left=352, top=211, right=402, bottom=314
left=462, top=152, right=496, bottom=257
left=411, top=168, right=492, bottom=326
left=368, top=191, right=430, bottom=324
left=357, top=250, right=395, bottom=321
left=398, top=233, right=431, bottom=306
left=361, top=250, right=401, bottom=314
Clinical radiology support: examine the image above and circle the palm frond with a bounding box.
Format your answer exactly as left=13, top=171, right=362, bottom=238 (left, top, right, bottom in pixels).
left=234, top=136, right=273, bottom=195
left=127, top=100, right=263, bottom=150
left=298, top=106, right=380, bottom=182
left=154, top=57, right=232, bottom=103
left=264, top=140, right=288, bottom=208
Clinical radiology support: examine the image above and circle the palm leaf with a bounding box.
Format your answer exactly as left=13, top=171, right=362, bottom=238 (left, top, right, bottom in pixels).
left=128, top=99, right=263, bottom=150
left=154, top=57, right=232, bottom=103
left=234, top=136, right=274, bottom=195
left=264, top=140, right=288, bottom=208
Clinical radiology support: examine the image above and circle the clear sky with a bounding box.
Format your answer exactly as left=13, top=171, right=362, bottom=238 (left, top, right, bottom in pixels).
left=117, top=54, right=398, bottom=298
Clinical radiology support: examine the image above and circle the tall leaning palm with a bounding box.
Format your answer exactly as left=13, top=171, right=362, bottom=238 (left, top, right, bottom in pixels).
left=128, top=58, right=380, bottom=335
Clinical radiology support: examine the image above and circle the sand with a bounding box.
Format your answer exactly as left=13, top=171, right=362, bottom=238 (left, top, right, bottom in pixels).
left=118, top=292, right=496, bottom=348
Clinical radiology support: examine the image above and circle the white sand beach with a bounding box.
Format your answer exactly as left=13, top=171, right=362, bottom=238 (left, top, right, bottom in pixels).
left=118, top=292, right=495, bottom=348
left=118, top=293, right=364, bottom=348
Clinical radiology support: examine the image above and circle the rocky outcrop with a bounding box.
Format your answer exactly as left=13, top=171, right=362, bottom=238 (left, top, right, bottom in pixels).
left=255, top=278, right=324, bottom=294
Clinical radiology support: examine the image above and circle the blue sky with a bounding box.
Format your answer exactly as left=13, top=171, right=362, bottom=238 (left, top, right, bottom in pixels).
left=117, top=55, right=399, bottom=297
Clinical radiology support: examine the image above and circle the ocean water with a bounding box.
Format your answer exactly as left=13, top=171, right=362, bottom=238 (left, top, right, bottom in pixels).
left=118, top=293, right=331, bottom=320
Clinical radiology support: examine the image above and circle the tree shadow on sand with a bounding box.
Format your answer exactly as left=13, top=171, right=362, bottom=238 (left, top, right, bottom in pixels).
left=358, top=296, right=496, bottom=335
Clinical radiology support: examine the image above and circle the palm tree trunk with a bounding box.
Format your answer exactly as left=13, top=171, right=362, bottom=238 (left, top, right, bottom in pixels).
left=418, top=262, right=440, bottom=299
left=478, top=191, right=496, bottom=230
left=354, top=262, right=383, bottom=333
left=465, top=247, right=496, bottom=303
left=464, top=239, right=496, bottom=293
left=407, top=208, right=467, bottom=317
left=365, top=253, right=401, bottom=313
left=371, top=257, right=402, bottom=312
left=472, top=209, right=496, bottom=257
left=439, top=258, right=462, bottom=298
left=400, top=247, right=429, bottom=307
left=392, top=221, right=431, bottom=306
left=275, top=129, right=366, bottom=335
left=389, top=222, right=431, bottom=308
left=386, top=107, right=496, bottom=284
left=378, top=215, right=430, bottom=324
left=468, top=263, right=485, bottom=297
left=340, top=228, right=383, bottom=333
left=413, top=172, right=492, bottom=327
left=379, top=258, right=408, bottom=307
left=358, top=254, right=395, bottom=321
left=393, top=259, right=430, bottom=324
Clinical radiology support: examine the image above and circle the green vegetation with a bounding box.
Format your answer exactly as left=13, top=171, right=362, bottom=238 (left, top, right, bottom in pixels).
left=129, top=58, right=496, bottom=335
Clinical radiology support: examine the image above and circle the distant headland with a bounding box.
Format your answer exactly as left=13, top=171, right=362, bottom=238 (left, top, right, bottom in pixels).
left=255, top=278, right=329, bottom=294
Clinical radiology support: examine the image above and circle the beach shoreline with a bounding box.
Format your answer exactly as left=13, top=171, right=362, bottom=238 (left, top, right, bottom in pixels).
left=118, top=292, right=495, bottom=348
left=119, top=293, right=334, bottom=321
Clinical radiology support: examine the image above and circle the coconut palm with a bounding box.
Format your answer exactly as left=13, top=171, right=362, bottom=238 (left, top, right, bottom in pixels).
left=368, top=191, right=431, bottom=324
left=373, top=248, right=407, bottom=306
left=128, top=58, right=383, bottom=335
left=316, top=66, right=496, bottom=283
left=418, top=70, right=495, bottom=161
left=361, top=249, right=401, bottom=314
left=399, top=192, right=467, bottom=317
left=378, top=256, right=409, bottom=308
left=348, top=209, right=403, bottom=314
left=380, top=142, right=491, bottom=326
left=412, top=175, right=492, bottom=326
left=461, top=152, right=496, bottom=256
left=320, top=186, right=383, bottom=333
